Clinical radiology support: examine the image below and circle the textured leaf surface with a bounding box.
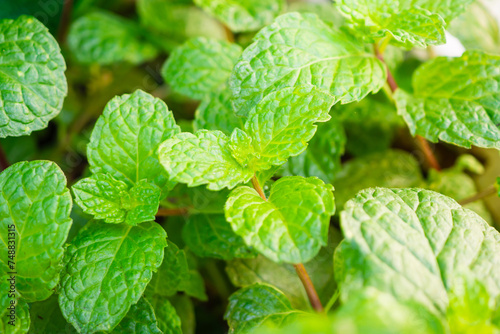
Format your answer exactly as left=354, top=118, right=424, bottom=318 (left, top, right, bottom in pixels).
left=68, top=12, right=158, bottom=65
left=148, top=297, right=182, bottom=334
left=194, top=88, right=244, bottom=136
left=183, top=214, right=256, bottom=260
left=163, top=37, right=242, bottom=100
left=0, top=16, right=67, bottom=137
left=396, top=51, right=500, bottom=149
left=230, top=12, right=386, bottom=115
left=225, top=176, right=334, bottom=263
left=72, top=173, right=161, bottom=225
left=158, top=130, right=253, bottom=191
left=28, top=295, right=77, bottom=334
left=0, top=277, right=30, bottom=334
left=333, top=150, right=423, bottom=210
left=112, top=298, right=162, bottom=334
left=145, top=240, right=190, bottom=298
left=283, top=119, right=345, bottom=183
left=58, top=221, right=167, bottom=333
left=225, top=284, right=306, bottom=333
left=336, top=188, right=500, bottom=318
left=88, top=90, right=180, bottom=191
left=0, top=161, right=72, bottom=302
left=194, top=0, right=285, bottom=32
left=241, top=85, right=334, bottom=171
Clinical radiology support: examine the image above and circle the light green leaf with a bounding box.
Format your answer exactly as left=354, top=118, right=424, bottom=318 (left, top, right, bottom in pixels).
left=146, top=240, right=190, bottom=298
left=112, top=298, right=162, bottom=334
left=194, top=0, right=285, bottom=32
left=58, top=221, right=167, bottom=333
left=183, top=213, right=257, bottom=260
left=194, top=88, right=245, bottom=136
left=225, top=176, right=335, bottom=263
left=28, top=295, right=77, bottom=334
left=0, top=161, right=72, bottom=302
left=147, top=297, right=182, bottom=334
left=158, top=130, right=253, bottom=191
left=0, top=16, right=67, bottom=138
left=333, top=150, right=424, bottom=211
left=225, top=284, right=307, bottom=334
left=72, top=173, right=161, bottom=225
left=241, top=85, right=335, bottom=171
left=137, top=0, right=227, bottom=51
left=287, top=2, right=345, bottom=27
left=88, top=90, right=180, bottom=192
left=230, top=12, right=386, bottom=116
left=0, top=279, right=30, bottom=334
left=336, top=188, right=500, bottom=319
left=395, top=51, right=500, bottom=149
left=448, top=1, right=500, bottom=54
left=282, top=119, right=346, bottom=183
left=162, top=37, right=242, bottom=100
left=427, top=156, right=492, bottom=223
left=68, top=12, right=158, bottom=65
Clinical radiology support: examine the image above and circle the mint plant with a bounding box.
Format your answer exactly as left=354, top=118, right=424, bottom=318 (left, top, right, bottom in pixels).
left=1, top=0, right=500, bottom=333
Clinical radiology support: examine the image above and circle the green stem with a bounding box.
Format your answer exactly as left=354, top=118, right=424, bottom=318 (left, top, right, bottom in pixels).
left=324, top=289, right=340, bottom=313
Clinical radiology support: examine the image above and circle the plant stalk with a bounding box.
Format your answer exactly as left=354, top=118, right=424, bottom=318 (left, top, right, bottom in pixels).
left=0, top=143, right=9, bottom=171
left=374, top=41, right=441, bottom=171
left=294, top=263, right=324, bottom=312
left=156, top=207, right=189, bottom=217
left=58, top=0, right=74, bottom=43
left=458, top=185, right=497, bottom=206
left=250, top=175, right=324, bottom=312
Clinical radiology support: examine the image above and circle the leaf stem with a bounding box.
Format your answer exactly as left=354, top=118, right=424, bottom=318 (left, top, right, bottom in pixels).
left=250, top=175, right=324, bottom=312
left=57, top=0, right=74, bottom=43
left=373, top=41, right=441, bottom=171
left=156, top=207, right=189, bottom=217
left=294, top=263, right=324, bottom=312
left=458, top=184, right=497, bottom=206
left=324, top=289, right=340, bottom=313
left=251, top=175, right=267, bottom=201
left=0, top=143, right=9, bottom=171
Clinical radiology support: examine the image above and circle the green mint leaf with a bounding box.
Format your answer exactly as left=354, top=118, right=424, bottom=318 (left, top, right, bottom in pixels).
left=335, top=96, right=402, bottom=157
left=241, top=85, right=335, bottom=171
left=337, top=2, right=446, bottom=48
left=333, top=150, right=424, bottom=211
left=169, top=295, right=195, bottom=334
left=282, top=119, right=346, bottom=183
left=395, top=50, right=500, bottom=149
left=225, top=176, right=335, bottom=263
left=162, top=37, right=242, bottom=100
left=230, top=12, right=386, bottom=116
left=194, top=88, right=245, bottom=136
left=180, top=270, right=208, bottom=301
left=448, top=2, right=500, bottom=54
left=336, top=188, right=500, bottom=318
left=183, top=213, right=257, bottom=260
left=0, top=161, right=72, bottom=302
left=147, top=297, right=182, bottom=334
left=112, top=298, right=162, bottom=334
left=193, top=0, right=285, bottom=32
left=0, top=279, right=30, bottom=334
left=225, top=284, right=306, bottom=333
left=68, top=12, right=158, bottom=65
left=59, top=221, right=167, bottom=333
left=145, top=240, right=190, bottom=298
left=88, top=90, right=180, bottom=192
left=0, top=16, right=67, bottom=138
left=158, top=130, right=253, bottom=191
left=72, top=173, right=161, bottom=225
left=226, top=228, right=341, bottom=309
left=137, top=0, right=227, bottom=51
left=28, top=295, right=77, bottom=334
left=287, top=2, right=345, bottom=27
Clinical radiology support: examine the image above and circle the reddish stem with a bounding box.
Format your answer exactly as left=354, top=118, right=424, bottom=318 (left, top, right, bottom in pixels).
left=294, top=264, right=324, bottom=312
left=0, top=143, right=9, bottom=172
left=156, top=208, right=189, bottom=217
